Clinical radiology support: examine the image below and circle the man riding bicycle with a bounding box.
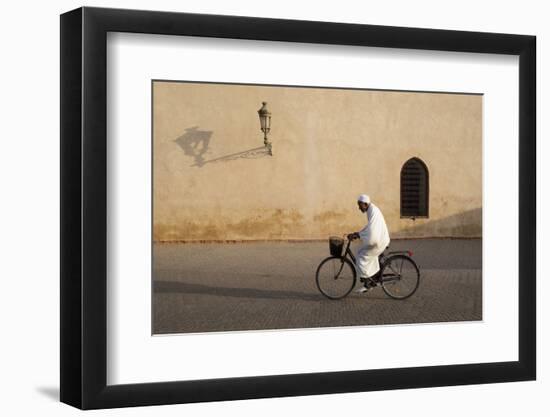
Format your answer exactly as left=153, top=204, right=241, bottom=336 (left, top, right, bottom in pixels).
left=348, top=194, right=391, bottom=293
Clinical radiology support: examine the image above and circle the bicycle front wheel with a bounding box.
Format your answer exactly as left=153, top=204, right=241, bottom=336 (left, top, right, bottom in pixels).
left=380, top=255, right=420, bottom=300
left=315, top=256, right=356, bottom=300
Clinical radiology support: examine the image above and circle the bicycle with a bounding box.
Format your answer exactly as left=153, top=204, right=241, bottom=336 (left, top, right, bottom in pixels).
left=315, top=235, right=420, bottom=300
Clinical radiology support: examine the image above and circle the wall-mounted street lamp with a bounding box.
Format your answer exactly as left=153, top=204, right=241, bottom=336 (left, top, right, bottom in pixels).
left=257, top=101, right=272, bottom=155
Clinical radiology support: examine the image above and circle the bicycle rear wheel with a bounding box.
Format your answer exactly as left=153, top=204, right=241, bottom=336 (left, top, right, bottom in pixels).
left=315, top=256, right=356, bottom=300
left=380, top=255, right=420, bottom=300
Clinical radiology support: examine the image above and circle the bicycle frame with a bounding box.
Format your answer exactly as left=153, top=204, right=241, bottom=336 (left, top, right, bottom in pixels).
left=316, top=236, right=420, bottom=300
left=342, top=238, right=356, bottom=264
left=340, top=238, right=416, bottom=284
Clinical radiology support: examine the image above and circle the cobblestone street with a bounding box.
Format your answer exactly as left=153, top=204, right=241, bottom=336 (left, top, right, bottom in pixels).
left=153, top=239, right=482, bottom=334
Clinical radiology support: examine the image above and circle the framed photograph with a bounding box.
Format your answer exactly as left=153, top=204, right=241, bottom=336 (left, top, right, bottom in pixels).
left=60, top=6, right=536, bottom=409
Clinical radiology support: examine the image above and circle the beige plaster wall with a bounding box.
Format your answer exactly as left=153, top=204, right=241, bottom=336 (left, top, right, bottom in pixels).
left=153, top=81, right=482, bottom=242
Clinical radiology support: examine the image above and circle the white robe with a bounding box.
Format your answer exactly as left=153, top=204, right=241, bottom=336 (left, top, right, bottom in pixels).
left=356, top=203, right=391, bottom=278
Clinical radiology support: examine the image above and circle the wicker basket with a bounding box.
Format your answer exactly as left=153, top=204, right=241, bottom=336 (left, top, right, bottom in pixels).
left=329, top=236, right=344, bottom=257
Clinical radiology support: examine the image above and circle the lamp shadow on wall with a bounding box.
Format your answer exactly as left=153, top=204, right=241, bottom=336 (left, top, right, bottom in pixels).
left=393, top=207, right=482, bottom=238
left=174, top=126, right=270, bottom=168
left=174, top=126, right=213, bottom=167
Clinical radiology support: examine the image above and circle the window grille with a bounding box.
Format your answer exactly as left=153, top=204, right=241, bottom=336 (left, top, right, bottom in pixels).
left=400, top=157, right=429, bottom=218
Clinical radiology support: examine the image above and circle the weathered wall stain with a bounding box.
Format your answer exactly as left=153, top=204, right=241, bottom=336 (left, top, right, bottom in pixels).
left=393, top=207, right=482, bottom=238
left=228, top=209, right=305, bottom=238
left=313, top=210, right=346, bottom=222
left=153, top=208, right=481, bottom=241
left=154, top=209, right=306, bottom=241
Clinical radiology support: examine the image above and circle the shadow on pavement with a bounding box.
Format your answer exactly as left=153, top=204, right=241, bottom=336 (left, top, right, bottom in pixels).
left=154, top=280, right=323, bottom=302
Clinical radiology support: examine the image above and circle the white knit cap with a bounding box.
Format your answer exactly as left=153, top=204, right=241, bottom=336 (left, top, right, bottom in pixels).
left=358, top=194, right=370, bottom=203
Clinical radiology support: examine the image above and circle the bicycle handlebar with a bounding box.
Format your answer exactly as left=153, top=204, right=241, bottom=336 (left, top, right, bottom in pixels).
left=345, top=232, right=360, bottom=241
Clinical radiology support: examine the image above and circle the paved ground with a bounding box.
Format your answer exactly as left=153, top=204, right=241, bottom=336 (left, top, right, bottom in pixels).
left=153, top=239, right=482, bottom=334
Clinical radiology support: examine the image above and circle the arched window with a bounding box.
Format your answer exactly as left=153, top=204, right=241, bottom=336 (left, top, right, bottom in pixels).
left=400, top=157, right=429, bottom=218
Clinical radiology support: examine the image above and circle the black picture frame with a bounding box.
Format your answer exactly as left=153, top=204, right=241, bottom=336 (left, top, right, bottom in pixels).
left=60, top=6, right=536, bottom=410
